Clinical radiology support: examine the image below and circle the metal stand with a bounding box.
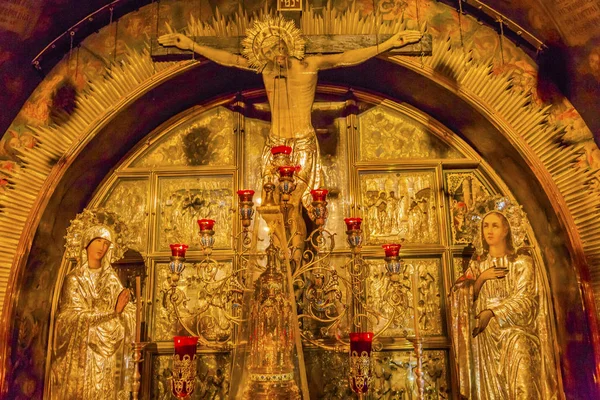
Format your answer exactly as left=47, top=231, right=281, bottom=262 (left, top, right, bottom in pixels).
left=408, top=336, right=425, bottom=400
left=131, top=342, right=147, bottom=400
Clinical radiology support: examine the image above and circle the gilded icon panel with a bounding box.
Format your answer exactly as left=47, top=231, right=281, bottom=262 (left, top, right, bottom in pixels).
left=303, top=349, right=450, bottom=399
left=242, top=117, right=270, bottom=251
left=360, top=171, right=439, bottom=244
left=151, top=352, right=231, bottom=399
left=133, top=107, right=235, bottom=168
left=358, top=106, right=463, bottom=161
left=445, top=171, right=492, bottom=244
left=371, top=350, right=450, bottom=399
left=303, top=350, right=351, bottom=398
left=367, top=258, right=443, bottom=337
left=156, top=175, right=233, bottom=251
left=99, top=178, right=149, bottom=251
left=318, top=117, right=350, bottom=249
left=153, top=261, right=234, bottom=342
left=243, top=117, right=269, bottom=195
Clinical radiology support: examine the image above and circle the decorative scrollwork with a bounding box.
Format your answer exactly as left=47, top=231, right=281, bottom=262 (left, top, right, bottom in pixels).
left=160, top=227, right=255, bottom=348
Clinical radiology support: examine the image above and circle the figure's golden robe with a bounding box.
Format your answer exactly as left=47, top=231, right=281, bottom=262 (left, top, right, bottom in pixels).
left=451, top=254, right=558, bottom=400
left=260, top=132, right=322, bottom=210
left=50, top=227, right=136, bottom=400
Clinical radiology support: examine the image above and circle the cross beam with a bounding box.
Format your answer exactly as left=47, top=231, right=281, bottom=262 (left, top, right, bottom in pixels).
left=151, top=33, right=432, bottom=62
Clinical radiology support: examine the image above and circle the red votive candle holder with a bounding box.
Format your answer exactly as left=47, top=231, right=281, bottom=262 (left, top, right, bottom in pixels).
left=310, top=188, right=328, bottom=202
left=350, top=331, right=373, bottom=352
left=382, top=244, right=401, bottom=258
left=271, top=145, right=293, bottom=156
left=237, top=189, right=255, bottom=202
left=170, top=244, right=189, bottom=258
left=172, top=336, right=198, bottom=398
left=344, top=217, right=362, bottom=231
left=197, top=219, right=215, bottom=231
left=349, top=331, right=373, bottom=394
left=173, top=335, right=198, bottom=356
left=278, top=165, right=297, bottom=178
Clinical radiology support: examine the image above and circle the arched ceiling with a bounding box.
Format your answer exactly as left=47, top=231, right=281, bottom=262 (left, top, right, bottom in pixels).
left=2, top=54, right=599, bottom=397
left=0, top=0, right=599, bottom=143
left=1, top=0, right=600, bottom=397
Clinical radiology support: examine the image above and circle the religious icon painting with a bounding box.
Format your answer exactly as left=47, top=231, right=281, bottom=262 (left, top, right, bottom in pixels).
left=358, top=170, right=440, bottom=245
left=444, top=171, right=493, bottom=245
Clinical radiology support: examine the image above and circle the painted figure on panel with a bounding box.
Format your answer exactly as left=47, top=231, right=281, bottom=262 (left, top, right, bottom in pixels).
left=50, top=210, right=136, bottom=399
left=158, top=16, right=421, bottom=260
left=450, top=196, right=558, bottom=399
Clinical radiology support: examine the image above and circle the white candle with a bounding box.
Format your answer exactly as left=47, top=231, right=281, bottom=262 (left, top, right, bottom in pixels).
left=412, top=266, right=421, bottom=339
left=135, top=275, right=142, bottom=343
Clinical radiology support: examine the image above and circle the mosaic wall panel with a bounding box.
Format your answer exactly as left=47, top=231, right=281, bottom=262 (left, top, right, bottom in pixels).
left=157, top=175, right=233, bottom=251
left=367, top=258, right=443, bottom=337
left=150, top=352, right=231, bottom=399
left=445, top=171, right=492, bottom=244
left=153, top=261, right=234, bottom=342
left=99, top=178, right=149, bottom=252
left=304, top=349, right=450, bottom=399
left=360, top=171, right=440, bottom=244
left=133, top=107, right=235, bottom=168
left=358, top=106, right=463, bottom=161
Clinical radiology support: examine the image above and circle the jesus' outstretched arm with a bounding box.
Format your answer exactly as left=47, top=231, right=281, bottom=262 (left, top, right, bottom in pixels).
left=307, top=30, right=423, bottom=70
left=158, top=33, right=254, bottom=70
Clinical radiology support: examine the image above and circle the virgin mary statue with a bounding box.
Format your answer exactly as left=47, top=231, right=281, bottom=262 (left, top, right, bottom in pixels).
left=50, top=210, right=136, bottom=399
left=450, top=196, right=558, bottom=399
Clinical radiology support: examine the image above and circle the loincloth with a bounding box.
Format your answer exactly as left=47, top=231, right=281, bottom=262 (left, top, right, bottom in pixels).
left=261, top=131, right=322, bottom=210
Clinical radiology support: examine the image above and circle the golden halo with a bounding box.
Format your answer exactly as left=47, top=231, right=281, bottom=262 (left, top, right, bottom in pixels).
left=465, top=195, right=529, bottom=253
left=242, top=15, right=305, bottom=71
left=64, top=208, right=132, bottom=262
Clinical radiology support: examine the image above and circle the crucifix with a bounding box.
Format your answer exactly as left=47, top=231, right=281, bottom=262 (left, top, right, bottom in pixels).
left=155, top=14, right=432, bottom=399
left=156, top=14, right=429, bottom=268
left=155, top=15, right=430, bottom=267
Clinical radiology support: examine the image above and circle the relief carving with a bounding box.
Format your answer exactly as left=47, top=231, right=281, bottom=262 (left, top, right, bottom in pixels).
left=361, top=172, right=439, bottom=244
left=158, top=177, right=233, bottom=251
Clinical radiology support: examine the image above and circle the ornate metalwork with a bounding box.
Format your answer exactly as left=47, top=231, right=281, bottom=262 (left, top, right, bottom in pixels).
left=154, top=260, right=235, bottom=343
left=294, top=219, right=348, bottom=346
left=158, top=197, right=255, bottom=347
left=171, top=353, right=197, bottom=397
left=158, top=176, right=233, bottom=251
left=360, top=171, right=440, bottom=244
left=367, top=259, right=442, bottom=337
left=304, top=349, right=449, bottom=399
left=133, top=107, right=235, bottom=168
left=358, top=107, right=463, bottom=161
left=446, top=172, right=492, bottom=244
left=151, top=353, right=231, bottom=399
left=100, top=178, right=148, bottom=251
left=371, top=350, right=449, bottom=399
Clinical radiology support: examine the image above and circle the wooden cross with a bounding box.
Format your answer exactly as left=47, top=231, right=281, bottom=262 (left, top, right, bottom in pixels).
left=150, top=33, right=433, bottom=62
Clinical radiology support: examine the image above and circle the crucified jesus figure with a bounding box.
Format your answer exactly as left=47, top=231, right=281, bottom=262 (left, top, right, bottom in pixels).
left=159, top=16, right=422, bottom=263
